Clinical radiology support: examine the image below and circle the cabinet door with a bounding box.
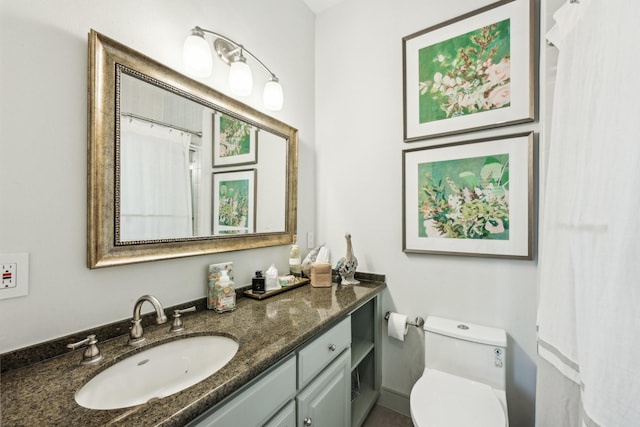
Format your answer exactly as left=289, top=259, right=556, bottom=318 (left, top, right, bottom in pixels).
left=297, top=349, right=351, bottom=427
left=264, top=401, right=296, bottom=427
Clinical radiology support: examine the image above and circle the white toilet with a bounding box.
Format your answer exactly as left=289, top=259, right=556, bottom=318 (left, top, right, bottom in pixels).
left=410, top=316, right=509, bottom=427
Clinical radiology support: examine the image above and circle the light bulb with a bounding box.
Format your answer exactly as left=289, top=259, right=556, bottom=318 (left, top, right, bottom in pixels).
left=183, top=30, right=212, bottom=77
left=228, top=58, right=253, bottom=97
left=263, top=78, right=284, bottom=111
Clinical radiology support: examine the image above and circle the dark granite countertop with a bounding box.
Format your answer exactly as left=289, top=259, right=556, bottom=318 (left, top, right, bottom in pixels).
left=1, top=278, right=385, bottom=426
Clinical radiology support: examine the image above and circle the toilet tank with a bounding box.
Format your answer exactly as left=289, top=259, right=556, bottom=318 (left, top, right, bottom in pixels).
left=424, top=316, right=507, bottom=390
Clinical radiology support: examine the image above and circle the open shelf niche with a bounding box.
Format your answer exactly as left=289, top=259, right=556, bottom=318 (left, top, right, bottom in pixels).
left=350, top=295, right=382, bottom=427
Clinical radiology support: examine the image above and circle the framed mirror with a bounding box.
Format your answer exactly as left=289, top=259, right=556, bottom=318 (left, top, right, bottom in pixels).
left=88, top=30, right=298, bottom=268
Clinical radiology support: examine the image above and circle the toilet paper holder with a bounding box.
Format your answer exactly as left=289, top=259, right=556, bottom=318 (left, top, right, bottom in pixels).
left=384, top=311, right=425, bottom=328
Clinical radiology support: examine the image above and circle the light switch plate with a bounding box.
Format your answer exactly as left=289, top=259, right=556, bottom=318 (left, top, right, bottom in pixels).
left=0, top=253, right=29, bottom=299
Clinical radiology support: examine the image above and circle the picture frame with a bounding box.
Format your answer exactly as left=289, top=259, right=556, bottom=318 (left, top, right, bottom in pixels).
left=403, top=132, right=535, bottom=259
left=212, top=112, right=258, bottom=167
left=212, top=169, right=256, bottom=235
left=403, top=0, right=535, bottom=141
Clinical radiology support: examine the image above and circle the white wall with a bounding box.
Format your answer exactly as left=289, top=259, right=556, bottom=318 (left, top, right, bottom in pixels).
left=0, top=0, right=316, bottom=352
left=314, top=1, right=545, bottom=425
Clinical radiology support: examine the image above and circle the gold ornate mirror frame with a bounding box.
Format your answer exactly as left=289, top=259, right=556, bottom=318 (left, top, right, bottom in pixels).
left=87, top=30, right=298, bottom=268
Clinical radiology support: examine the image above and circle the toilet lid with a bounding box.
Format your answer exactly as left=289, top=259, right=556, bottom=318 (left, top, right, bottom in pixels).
left=410, top=369, right=506, bottom=427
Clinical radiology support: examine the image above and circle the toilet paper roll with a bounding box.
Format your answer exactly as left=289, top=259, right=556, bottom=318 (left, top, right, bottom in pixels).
left=388, top=312, right=409, bottom=341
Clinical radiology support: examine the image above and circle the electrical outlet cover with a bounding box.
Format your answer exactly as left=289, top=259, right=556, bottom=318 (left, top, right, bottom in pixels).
left=0, top=253, right=29, bottom=299
left=2, top=263, right=17, bottom=288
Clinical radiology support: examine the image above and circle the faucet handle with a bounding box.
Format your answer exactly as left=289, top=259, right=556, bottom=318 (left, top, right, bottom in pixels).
left=170, top=306, right=197, bottom=332
left=67, top=334, right=103, bottom=365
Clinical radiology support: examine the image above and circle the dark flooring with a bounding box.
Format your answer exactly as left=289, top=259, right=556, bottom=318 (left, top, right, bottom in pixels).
left=362, top=405, right=414, bottom=427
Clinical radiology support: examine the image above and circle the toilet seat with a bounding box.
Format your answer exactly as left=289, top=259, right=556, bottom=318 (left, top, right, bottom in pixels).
left=410, top=369, right=506, bottom=427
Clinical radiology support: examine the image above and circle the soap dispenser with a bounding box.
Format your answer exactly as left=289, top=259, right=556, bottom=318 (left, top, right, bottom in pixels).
left=212, top=269, right=236, bottom=313
left=252, top=270, right=266, bottom=294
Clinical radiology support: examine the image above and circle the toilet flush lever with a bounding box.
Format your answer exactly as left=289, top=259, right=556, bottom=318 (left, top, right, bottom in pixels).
left=494, top=348, right=504, bottom=367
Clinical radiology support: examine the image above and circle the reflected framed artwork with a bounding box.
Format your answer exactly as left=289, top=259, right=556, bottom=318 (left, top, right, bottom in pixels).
left=212, top=112, right=257, bottom=167
left=212, top=169, right=256, bottom=235
left=403, top=0, right=534, bottom=141
left=403, top=132, right=535, bottom=259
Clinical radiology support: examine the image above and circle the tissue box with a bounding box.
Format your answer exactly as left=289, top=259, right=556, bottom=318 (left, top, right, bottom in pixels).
left=311, top=263, right=332, bottom=288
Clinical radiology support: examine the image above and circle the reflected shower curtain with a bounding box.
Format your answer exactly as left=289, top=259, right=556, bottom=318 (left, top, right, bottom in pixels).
left=120, top=118, right=193, bottom=241
left=536, top=1, right=640, bottom=426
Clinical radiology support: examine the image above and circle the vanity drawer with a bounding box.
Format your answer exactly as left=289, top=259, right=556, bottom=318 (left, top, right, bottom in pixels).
left=297, top=316, right=351, bottom=389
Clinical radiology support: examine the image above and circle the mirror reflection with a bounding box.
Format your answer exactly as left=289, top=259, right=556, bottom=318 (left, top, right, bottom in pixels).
left=117, top=73, right=287, bottom=242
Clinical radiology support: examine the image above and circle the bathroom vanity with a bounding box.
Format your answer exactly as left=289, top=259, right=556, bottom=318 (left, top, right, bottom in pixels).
left=0, top=276, right=384, bottom=426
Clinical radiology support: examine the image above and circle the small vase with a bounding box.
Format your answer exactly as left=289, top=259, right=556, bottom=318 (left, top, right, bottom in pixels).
left=335, top=233, right=359, bottom=285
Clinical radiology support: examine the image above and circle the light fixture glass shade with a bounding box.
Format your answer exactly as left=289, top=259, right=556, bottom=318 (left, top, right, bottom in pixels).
left=183, top=32, right=213, bottom=77
left=228, top=59, right=253, bottom=96
left=263, top=79, right=284, bottom=111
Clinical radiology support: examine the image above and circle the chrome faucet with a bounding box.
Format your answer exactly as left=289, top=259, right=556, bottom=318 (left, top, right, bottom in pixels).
left=128, top=295, right=168, bottom=345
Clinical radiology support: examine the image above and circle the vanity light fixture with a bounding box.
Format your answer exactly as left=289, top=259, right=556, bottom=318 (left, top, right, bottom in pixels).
left=183, top=26, right=284, bottom=111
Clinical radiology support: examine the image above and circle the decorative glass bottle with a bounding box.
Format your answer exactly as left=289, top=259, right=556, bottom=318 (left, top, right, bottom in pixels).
left=289, top=243, right=302, bottom=277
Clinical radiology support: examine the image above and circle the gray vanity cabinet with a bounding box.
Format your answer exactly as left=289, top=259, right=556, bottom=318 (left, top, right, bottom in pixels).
left=295, top=293, right=382, bottom=427
left=187, top=294, right=380, bottom=427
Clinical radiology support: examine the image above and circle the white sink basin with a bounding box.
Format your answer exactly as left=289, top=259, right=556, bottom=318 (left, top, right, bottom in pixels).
left=75, top=335, right=239, bottom=410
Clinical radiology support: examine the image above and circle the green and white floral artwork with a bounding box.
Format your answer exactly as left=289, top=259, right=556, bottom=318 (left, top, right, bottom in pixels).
left=418, top=154, right=510, bottom=240
left=403, top=0, right=534, bottom=141
left=219, top=114, right=253, bottom=157
left=213, top=113, right=257, bottom=167
left=212, top=169, right=256, bottom=235
left=403, top=133, right=534, bottom=259
left=418, top=19, right=511, bottom=123
left=218, top=179, right=249, bottom=233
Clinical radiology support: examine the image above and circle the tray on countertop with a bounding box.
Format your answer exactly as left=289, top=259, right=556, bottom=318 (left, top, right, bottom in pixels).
left=243, top=278, right=311, bottom=300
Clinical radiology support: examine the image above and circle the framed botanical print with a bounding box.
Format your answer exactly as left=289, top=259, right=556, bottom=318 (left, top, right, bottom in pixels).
left=403, top=0, right=535, bottom=141
left=403, top=132, right=535, bottom=259
left=212, top=112, right=257, bottom=167
left=212, top=169, right=256, bottom=235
